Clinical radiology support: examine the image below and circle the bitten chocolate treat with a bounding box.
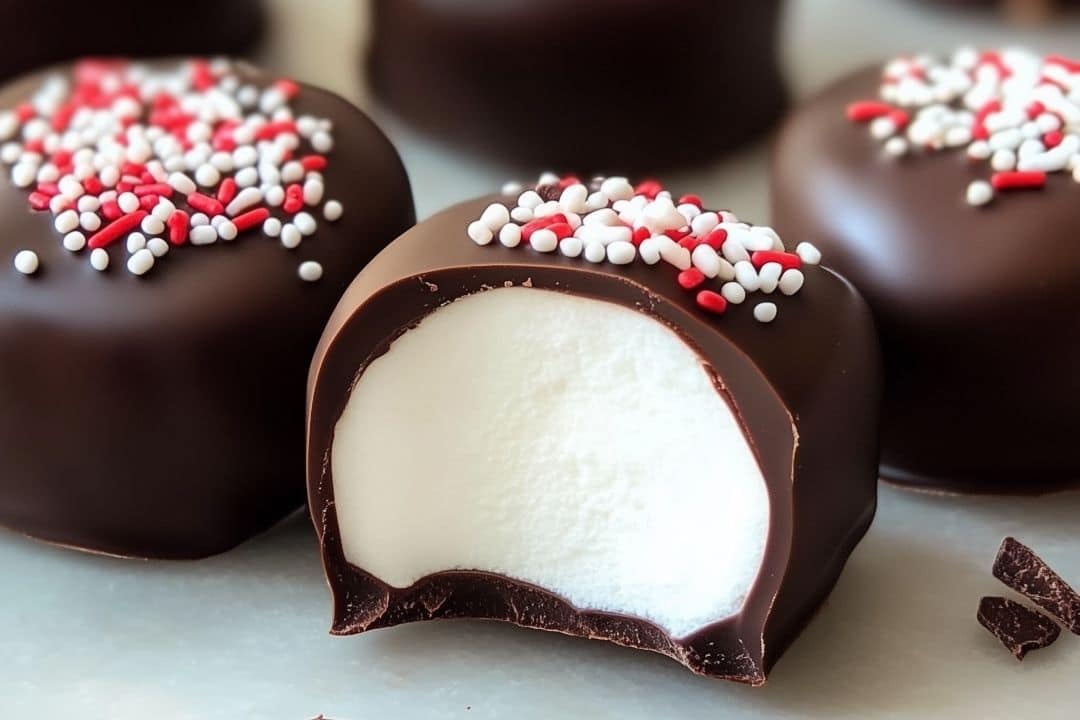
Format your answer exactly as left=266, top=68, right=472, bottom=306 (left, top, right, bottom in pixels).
left=366, top=0, right=787, bottom=172
left=993, top=537, right=1080, bottom=634
left=0, top=59, right=414, bottom=558
left=0, top=1, right=264, bottom=81
left=307, top=175, right=880, bottom=684
left=772, top=48, right=1080, bottom=494
left=977, top=596, right=1061, bottom=660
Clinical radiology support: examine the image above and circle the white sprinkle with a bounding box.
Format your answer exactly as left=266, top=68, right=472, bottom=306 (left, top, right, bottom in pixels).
left=235, top=166, right=259, bottom=188
left=778, top=269, right=805, bottom=296
left=533, top=200, right=560, bottom=218
left=467, top=220, right=493, bottom=246
left=559, top=184, right=588, bottom=214
left=795, top=242, right=821, bottom=265
left=499, top=223, right=522, bottom=248
left=226, top=187, right=263, bottom=217
left=90, top=248, right=109, bottom=271
left=606, top=240, right=636, bottom=265
left=11, top=163, right=35, bottom=187
left=77, top=194, right=100, bottom=213
left=599, top=176, right=633, bottom=201
left=479, top=203, right=511, bottom=232
left=583, top=241, right=606, bottom=263
left=966, top=180, right=994, bottom=207
left=690, top=244, right=721, bottom=278
left=517, top=190, right=542, bottom=210
left=126, top=232, right=147, bottom=253
left=721, top=282, right=746, bottom=305
left=190, top=212, right=210, bottom=227
left=690, top=212, right=719, bottom=237
left=54, top=209, right=80, bottom=234
left=658, top=240, right=691, bottom=271
left=189, top=225, right=218, bottom=245
left=530, top=229, right=558, bottom=253
left=323, top=199, right=343, bottom=221
left=147, top=237, right=170, bottom=257
left=721, top=238, right=750, bottom=264
left=501, top=181, right=522, bottom=196
left=280, top=224, right=303, bottom=249
left=311, top=131, right=333, bottom=153
left=753, top=302, right=778, bottom=323
left=263, top=217, right=283, bottom=237
left=217, top=220, right=238, bottom=241
left=968, top=140, right=992, bottom=161
left=293, top=212, right=317, bottom=236
left=13, top=250, right=39, bottom=275
left=298, top=260, right=323, bottom=282
left=576, top=224, right=631, bottom=246
left=758, top=262, right=782, bottom=294
left=510, top=206, right=532, bottom=223
left=638, top=239, right=661, bottom=265
left=141, top=215, right=165, bottom=236
left=734, top=260, right=760, bottom=292
left=716, top=257, right=736, bottom=282
left=168, top=172, right=197, bottom=195
left=127, top=248, right=155, bottom=276
left=79, top=211, right=101, bottom=231
left=558, top=236, right=582, bottom=258
left=870, top=116, right=897, bottom=139
left=63, top=231, right=86, bottom=252
left=303, top=177, right=325, bottom=206
left=264, top=185, right=285, bottom=207
left=280, top=161, right=304, bottom=184
left=58, top=176, right=84, bottom=199
left=118, top=192, right=140, bottom=214
left=195, top=163, right=220, bottom=187
left=884, top=136, right=909, bottom=157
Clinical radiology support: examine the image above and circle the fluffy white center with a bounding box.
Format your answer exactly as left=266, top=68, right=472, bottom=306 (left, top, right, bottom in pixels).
left=332, top=286, right=770, bottom=638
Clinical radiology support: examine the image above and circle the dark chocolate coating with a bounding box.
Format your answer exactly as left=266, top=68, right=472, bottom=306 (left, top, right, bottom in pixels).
left=1, top=1, right=264, bottom=81
left=0, top=62, right=415, bottom=558
left=366, top=0, right=787, bottom=173
left=771, top=65, right=1080, bottom=494
left=307, top=196, right=880, bottom=683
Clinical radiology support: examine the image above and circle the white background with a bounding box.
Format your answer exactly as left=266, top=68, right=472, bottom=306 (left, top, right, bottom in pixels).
left=4, top=0, right=1080, bottom=717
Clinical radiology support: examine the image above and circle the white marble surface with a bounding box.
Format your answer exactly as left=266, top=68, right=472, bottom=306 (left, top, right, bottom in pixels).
left=4, top=0, right=1080, bottom=718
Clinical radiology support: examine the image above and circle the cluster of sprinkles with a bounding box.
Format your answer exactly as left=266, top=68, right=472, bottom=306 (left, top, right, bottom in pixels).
left=469, top=174, right=821, bottom=323
left=847, top=48, right=1080, bottom=206
left=5, top=59, right=343, bottom=279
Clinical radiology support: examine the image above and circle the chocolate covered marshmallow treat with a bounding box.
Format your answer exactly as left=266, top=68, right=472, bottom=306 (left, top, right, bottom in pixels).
left=773, top=48, right=1080, bottom=493
left=0, top=59, right=414, bottom=558
left=307, top=175, right=880, bottom=683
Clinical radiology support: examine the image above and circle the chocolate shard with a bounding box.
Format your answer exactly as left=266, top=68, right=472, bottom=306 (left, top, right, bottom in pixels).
left=977, top=596, right=1061, bottom=660
left=993, top=537, right=1080, bottom=635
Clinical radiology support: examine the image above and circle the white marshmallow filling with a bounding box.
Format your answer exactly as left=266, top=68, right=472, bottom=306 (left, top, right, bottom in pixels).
left=331, top=286, right=770, bottom=638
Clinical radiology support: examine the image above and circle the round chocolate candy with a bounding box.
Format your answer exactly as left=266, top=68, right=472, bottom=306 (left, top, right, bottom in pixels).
left=0, top=59, right=414, bottom=558
left=772, top=48, right=1080, bottom=494
left=366, top=0, right=787, bottom=173
left=0, top=1, right=265, bottom=81
left=307, top=175, right=880, bottom=683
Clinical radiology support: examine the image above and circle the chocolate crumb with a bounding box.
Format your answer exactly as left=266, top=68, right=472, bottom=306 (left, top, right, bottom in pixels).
left=977, top=596, right=1061, bottom=660
left=993, top=537, right=1080, bottom=635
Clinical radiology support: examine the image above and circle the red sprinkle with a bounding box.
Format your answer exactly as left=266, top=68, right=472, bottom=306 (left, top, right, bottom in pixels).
left=846, top=100, right=893, bottom=122
left=1043, top=130, right=1063, bottom=149
left=254, top=120, right=297, bottom=141
left=101, top=200, right=122, bottom=220
left=231, top=207, right=270, bottom=232
left=1045, top=54, right=1080, bottom=73
left=750, top=251, right=801, bottom=270
left=14, top=102, right=35, bottom=122
left=283, top=183, right=304, bottom=214
left=186, top=192, right=225, bottom=216
left=677, top=236, right=699, bottom=251
left=972, top=100, right=1002, bottom=141
left=634, top=179, right=663, bottom=199
left=631, top=226, right=651, bottom=246
left=35, top=182, right=59, bottom=197
left=1026, top=101, right=1046, bottom=119
left=300, top=154, right=328, bottom=172
left=888, top=109, right=910, bottom=129
left=546, top=222, right=574, bottom=240
left=700, top=228, right=727, bottom=250
left=138, top=194, right=159, bottom=210
left=27, top=192, right=50, bottom=211
left=677, top=268, right=705, bottom=290
left=557, top=175, right=580, bottom=189
left=273, top=78, right=300, bottom=99
left=83, top=176, right=103, bottom=195
left=216, top=177, right=238, bottom=205
left=167, top=210, right=190, bottom=245
left=87, top=211, right=147, bottom=249
left=521, top=214, right=567, bottom=241
left=664, top=227, right=691, bottom=242
left=677, top=194, right=703, bottom=209
left=133, top=183, right=172, bottom=197
left=695, top=290, right=728, bottom=315
left=991, top=171, right=1047, bottom=190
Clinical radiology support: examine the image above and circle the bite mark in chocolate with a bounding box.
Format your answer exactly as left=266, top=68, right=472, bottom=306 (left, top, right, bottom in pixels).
left=977, top=596, right=1061, bottom=660
left=993, top=537, right=1080, bottom=635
